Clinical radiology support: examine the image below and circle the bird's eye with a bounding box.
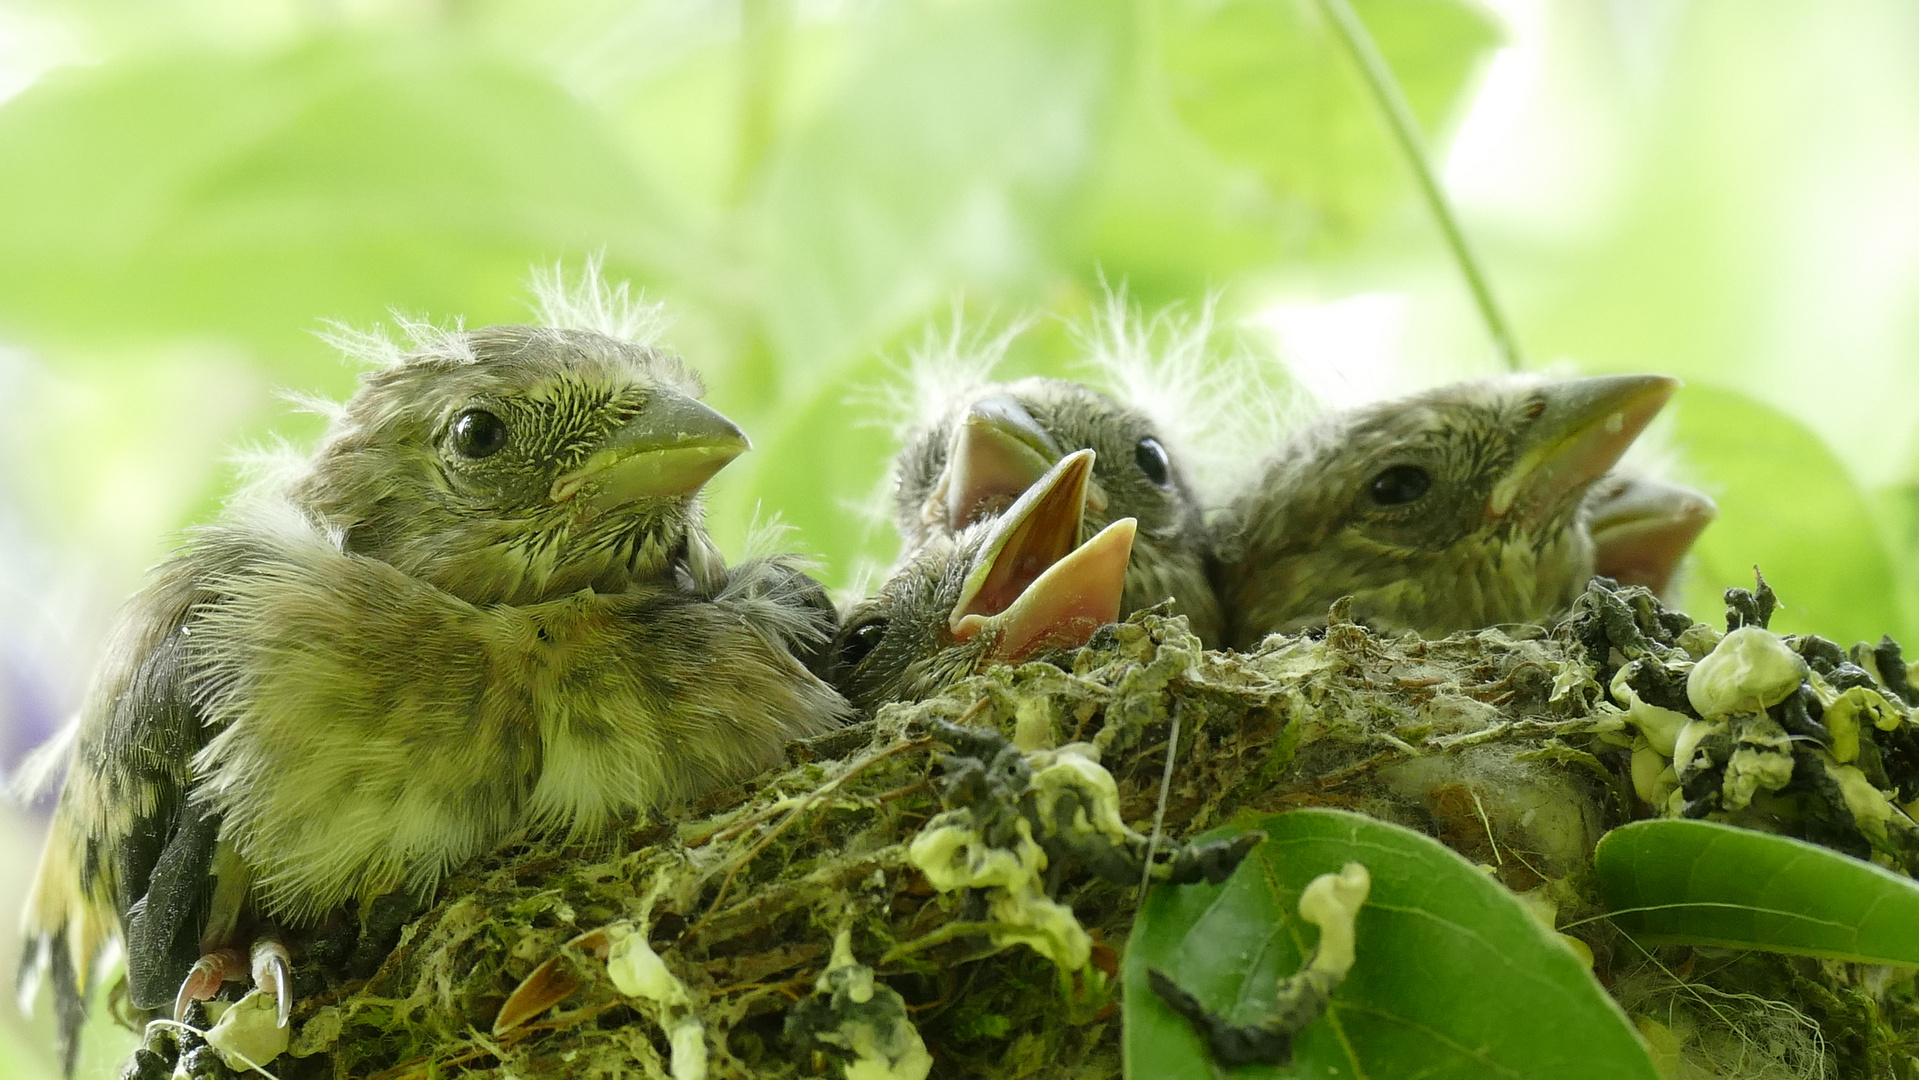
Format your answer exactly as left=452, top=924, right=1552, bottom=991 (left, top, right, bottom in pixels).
left=1134, top=437, right=1171, bottom=486
left=451, top=410, right=509, bottom=459
left=837, top=620, right=888, bottom=670
left=1367, top=464, right=1432, bottom=506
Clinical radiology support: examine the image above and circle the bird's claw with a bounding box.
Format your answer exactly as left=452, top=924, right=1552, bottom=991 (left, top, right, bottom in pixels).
left=250, top=937, right=292, bottom=1028
left=171, top=936, right=293, bottom=1028
left=172, top=948, right=243, bottom=1023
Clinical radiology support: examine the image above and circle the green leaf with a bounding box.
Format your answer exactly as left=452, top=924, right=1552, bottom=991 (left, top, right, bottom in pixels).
left=1152, top=0, right=1500, bottom=253
left=757, top=0, right=1125, bottom=372
left=1671, top=385, right=1907, bottom=646
left=1596, top=818, right=1919, bottom=963
left=0, top=36, right=674, bottom=373
left=1124, top=808, right=1658, bottom=1080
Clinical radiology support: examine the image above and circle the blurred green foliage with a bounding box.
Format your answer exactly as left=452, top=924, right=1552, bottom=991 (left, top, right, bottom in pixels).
left=0, top=0, right=1506, bottom=590
left=1, top=0, right=1918, bottom=1070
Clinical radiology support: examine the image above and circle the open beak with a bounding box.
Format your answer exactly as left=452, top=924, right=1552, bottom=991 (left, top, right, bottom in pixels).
left=550, top=387, right=748, bottom=511
left=924, top=394, right=1113, bottom=534
left=1487, top=375, right=1678, bottom=525
left=948, top=449, right=1136, bottom=667
left=1586, top=474, right=1718, bottom=596
left=928, top=395, right=1059, bottom=532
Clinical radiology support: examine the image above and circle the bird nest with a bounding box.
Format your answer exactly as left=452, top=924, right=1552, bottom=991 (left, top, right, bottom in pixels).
left=123, top=585, right=1919, bottom=1080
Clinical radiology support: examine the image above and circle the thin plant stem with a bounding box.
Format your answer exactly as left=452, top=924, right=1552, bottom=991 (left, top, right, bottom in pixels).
left=1138, top=708, right=1182, bottom=900
left=1314, top=0, right=1523, bottom=372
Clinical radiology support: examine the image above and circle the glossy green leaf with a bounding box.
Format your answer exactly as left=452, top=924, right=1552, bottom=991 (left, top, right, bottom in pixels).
left=1596, top=819, right=1919, bottom=963
left=1671, top=385, right=1907, bottom=646
left=1124, top=808, right=1658, bottom=1080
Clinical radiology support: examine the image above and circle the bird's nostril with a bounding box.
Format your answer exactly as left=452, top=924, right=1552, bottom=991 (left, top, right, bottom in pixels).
left=1522, top=399, right=1548, bottom=422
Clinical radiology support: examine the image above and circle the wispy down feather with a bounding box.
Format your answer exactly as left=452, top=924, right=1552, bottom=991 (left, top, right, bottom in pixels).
left=1072, top=284, right=1302, bottom=508
left=528, top=253, right=671, bottom=347
left=315, top=315, right=474, bottom=371
left=859, top=305, right=1029, bottom=443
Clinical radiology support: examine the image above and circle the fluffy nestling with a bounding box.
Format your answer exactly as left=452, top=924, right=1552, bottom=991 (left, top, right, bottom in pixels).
left=892, top=377, right=1220, bottom=647
left=1212, top=374, right=1683, bottom=646
left=831, top=450, right=1136, bottom=712
left=20, top=313, right=847, bottom=1072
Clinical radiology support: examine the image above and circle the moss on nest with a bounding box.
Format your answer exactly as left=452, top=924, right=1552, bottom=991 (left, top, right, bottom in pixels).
left=123, top=585, right=1919, bottom=1079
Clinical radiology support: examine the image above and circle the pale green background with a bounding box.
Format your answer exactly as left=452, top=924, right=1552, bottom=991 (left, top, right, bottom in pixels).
left=0, top=0, right=1913, bottom=1073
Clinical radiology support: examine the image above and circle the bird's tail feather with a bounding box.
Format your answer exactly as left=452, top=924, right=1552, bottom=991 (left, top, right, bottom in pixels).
left=7, top=722, right=76, bottom=807
left=47, top=929, right=86, bottom=1077
left=20, top=816, right=110, bottom=1077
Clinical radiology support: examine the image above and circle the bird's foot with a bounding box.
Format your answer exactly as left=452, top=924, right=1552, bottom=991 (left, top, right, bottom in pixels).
left=172, top=937, right=292, bottom=1029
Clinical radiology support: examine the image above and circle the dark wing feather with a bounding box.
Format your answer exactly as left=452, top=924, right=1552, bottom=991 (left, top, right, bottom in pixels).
left=122, top=797, right=220, bottom=1011
left=23, top=537, right=258, bottom=1073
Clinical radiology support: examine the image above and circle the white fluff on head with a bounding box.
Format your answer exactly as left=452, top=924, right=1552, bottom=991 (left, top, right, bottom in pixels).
left=224, top=436, right=313, bottom=511
left=276, top=387, right=346, bottom=425
left=863, top=305, right=1028, bottom=441
left=737, top=506, right=811, bottom=565
left=831, top=559, right=882, bottom=615
left=314, top=314, right=474, bottom=371
left=527, top=253, right=671, bottom=347
left=715, top=508, right=836, bottom=648
left=843, top=308, right=1028, bottom=588
left=1074, top=284, right=1300, bottom=507
left=313, top=259, right=670, bottom=376
left=307, top=255, right=682, bottom=394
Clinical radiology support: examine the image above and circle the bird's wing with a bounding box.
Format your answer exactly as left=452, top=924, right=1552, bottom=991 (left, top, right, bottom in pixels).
left=20, top=536, right=252, bottom=1069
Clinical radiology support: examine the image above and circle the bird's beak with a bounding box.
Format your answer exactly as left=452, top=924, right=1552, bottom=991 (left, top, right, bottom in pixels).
left=1586, top=474, right=1718, bottom=596
left=1486, top=375, right=1679, bottom=525
left=948, top=449, right=1136, bottom=667
left=927, top=395, right=1108, bottom=533
left=549, top=388, right=749, bottom=510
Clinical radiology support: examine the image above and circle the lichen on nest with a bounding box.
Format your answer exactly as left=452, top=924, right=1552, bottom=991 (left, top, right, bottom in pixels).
left=120, top=584, right=1919, bottom=1079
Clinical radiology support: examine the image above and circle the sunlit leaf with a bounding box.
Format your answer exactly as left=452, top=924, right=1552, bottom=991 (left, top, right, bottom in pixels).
left=1124, top=808, right=1658, bottom=1080
left=1597, top=819, right=1919, bottom=963
left=1672, top=385, right=1905, bottom=646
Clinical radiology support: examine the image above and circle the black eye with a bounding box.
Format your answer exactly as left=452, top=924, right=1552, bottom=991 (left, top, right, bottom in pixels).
left=451, top=410, right=508, bottom=459
left=837, top=620, right=888, bottom=670
left=1134, top=437, right=1171, bottom=486
left=1368, top=464, right=1431, bottom=506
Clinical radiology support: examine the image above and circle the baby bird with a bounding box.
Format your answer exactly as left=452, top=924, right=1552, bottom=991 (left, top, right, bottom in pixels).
left=892, top=378, right=1220, bottom=646
left=21, top=323, right=847, bottom=1072
left=1584, top=472, right=1719, bottom=602
left=831, top=450, right=1136, bottom=712
left=1213, top=374, right=1680, bottom=646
